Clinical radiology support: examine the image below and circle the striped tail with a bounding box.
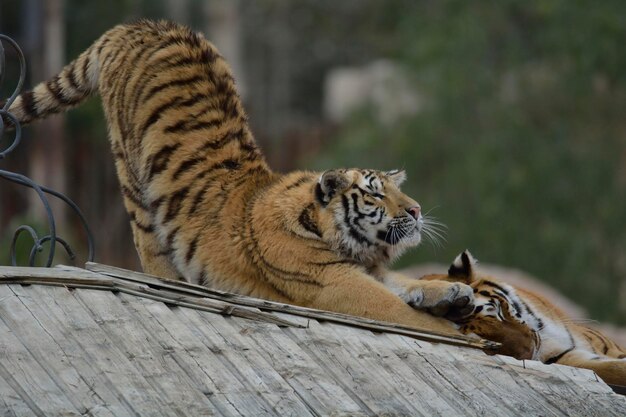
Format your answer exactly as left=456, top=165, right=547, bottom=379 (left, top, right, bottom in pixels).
left=1, top=43, right=100, bottom=126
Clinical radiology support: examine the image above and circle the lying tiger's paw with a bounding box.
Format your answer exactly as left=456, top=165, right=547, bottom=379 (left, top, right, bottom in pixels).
left=405, top=281, right=475, bottom=321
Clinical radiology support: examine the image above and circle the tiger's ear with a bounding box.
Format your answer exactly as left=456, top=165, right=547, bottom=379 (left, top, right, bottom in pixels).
left=386, top=169, right=407, bottom=187
left=316, top=170, right=351, bottom=205
left=448, top=250, right=477, bottom=282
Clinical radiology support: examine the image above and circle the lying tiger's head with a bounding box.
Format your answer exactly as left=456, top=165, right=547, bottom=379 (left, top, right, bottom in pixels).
left=422, top=251, right=540, bottom=360
left=315, top=168, right=442, bottom=266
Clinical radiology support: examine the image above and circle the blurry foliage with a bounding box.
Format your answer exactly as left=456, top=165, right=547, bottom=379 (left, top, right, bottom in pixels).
left=310, top=0, right=626, bottom=323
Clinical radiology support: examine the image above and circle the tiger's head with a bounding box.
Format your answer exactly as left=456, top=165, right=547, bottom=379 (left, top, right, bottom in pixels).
left=422, top=251, right=540, bottom=360
left=315, top=168, right=442, bottom=267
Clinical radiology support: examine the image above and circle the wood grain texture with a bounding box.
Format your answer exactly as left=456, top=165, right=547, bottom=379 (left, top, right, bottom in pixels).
left=0, top=264, right=625, bottom=416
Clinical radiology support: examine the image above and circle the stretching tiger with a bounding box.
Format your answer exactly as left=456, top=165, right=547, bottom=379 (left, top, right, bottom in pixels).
left=1, top=20, right=474, bottom=334
left=422, top=251, right=626, bottom=385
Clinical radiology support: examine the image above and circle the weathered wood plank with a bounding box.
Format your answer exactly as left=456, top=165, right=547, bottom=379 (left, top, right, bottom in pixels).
left=178, top=307, right=318, bottom=417
left=0, top=288, right=81, bottom=416
left=73, top=289, right=217, bottom=417
left=283, top=318, right=425, bottom=416
left=119, top=293, right=269, bottom=417
left=223, top=312, right=373, bottom=416
left=4, top=284, right=128, bottom=417
left=392, top=334, right=626, bottom=417
left=0, top=266, right=105, bottom=280
left=0, top=366, right=40, bottom=417
left=386, top=333, right=533, bottom=416
left=1, top=269, right=304, bottom=329
left=229, top=314, right=368, bottom=416
left=27, top=285, right=174, bottom=417
left=320, top=324, right=464, bottom=416
left=502, top=357, right=626, bottom=416
left=1, top=265, right=625, bottom=416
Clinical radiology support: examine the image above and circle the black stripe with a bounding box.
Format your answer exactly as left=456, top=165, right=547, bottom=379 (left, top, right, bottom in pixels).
left=66, top=63, right=81, bottom=90
left=128, top=39, right=186, bottom=115
left=315, top=183, right=326, bottom=206
left=101, top=46, right=126, bottom=77
left=158, top=53, right=212, bottom=73
left=139, top=96, right=184, bottom=138
left=298, top=204, right=322, bottom=238
left=96, top=36, right=110, bottom=57
left=21, top=91, right=38, bottom=119
left=243, top=201, right=325, bottom=289
left=189, top=182, right=212, bottom=214
left=214, top=158, right=241, bottom=170
left=143, top=74, right=206, bottom=103
left=198, top=270, right=209, bottom=287
left=311, top=259, right=359, bottom=266
left=249, top=234, right=326, bottom=287
left=185, top=234, right=200, bottom=263
left=342, top=194, right=372, bottom=245
left=119, top=42, right=165, bottom=127
left=129, top=211, right=154, bottom=233
left=583, top=328, right=610, bottom=355
left=545, top=346, right=575, bottom=364
left=221, top=97, right=241, bottom=119
left=148, top=143, right=182, bottom=179
left=164, top=118, right=222, bottom=134
left=149, top=195, right=166, bottom=211
left=172, top=156, right=205, bottom=180
left=164, top=187, right=190, bottom=223
left=162, top=226, right=181, bottom=254
left=492, top=289, right=524, bottom=318
left=481, top=280, right=511, bottom=295
left=517, top=296, right=544, bottom=330
left=285, top=175, right=312, bottom=191
left=81, top=52, right=91, bottom=85
left=120, top=185, right=146, bottom=209
left=139, top=93, right=207, bottom=138
left=198, top=127, right=243, bottom=152
left=350, top=193, right=369, bottom=222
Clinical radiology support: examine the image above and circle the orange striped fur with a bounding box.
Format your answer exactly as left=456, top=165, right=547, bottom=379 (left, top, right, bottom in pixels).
left=2, top=20, right=475, bottom=334
left=423, top=251, right=626, bottom=385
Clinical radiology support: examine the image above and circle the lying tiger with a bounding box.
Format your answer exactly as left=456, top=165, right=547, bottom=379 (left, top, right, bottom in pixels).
left=422, top=251, right=626, bottom=385
left=2, top=20, right=473, bottom=335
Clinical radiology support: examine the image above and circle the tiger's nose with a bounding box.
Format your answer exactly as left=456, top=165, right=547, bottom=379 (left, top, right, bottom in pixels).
left=405, top=205, right=421, bottom=219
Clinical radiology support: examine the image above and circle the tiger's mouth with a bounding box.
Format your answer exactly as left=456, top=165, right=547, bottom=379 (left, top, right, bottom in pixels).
left=376, top=218, right=421, bottom=246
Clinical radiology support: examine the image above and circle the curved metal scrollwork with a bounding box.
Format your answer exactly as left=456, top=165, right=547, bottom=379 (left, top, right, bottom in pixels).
left=0, top=33, right=95, bottom=267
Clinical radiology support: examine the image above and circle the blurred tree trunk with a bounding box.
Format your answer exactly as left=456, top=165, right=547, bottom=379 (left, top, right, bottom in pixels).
left=266, top=5, right=292, bottom=170
left=203, top=0, right=246, bottom=99
left=26, top=0, right=67, bottom=235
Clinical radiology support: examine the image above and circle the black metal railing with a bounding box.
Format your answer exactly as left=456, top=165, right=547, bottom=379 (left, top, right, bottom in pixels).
left=0, top=33, right=95, bottom=267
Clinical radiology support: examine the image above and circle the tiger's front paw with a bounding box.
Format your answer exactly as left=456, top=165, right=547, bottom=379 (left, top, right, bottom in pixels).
left=404, top=281, right=475, bottom=321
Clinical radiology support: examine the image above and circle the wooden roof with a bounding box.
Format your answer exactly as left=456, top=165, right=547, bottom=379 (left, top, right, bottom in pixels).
left=0, top=264, right=624, bottom=416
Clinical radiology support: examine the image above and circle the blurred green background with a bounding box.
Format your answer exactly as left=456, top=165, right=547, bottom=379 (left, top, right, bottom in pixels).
left=1, top=0, right=625, bottom=324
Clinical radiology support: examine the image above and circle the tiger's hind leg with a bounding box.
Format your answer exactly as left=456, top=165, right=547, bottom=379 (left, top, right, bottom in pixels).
left=132, top=222, right=181, bottom=280
left=122, top=191, right=181, bottom=280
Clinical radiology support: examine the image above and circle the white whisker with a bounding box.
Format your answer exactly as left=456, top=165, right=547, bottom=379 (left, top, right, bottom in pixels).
left=423, top=206, right=441, bottom=217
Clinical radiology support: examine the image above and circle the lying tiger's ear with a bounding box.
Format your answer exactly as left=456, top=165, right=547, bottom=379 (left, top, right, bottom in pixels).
left=316, top=170, right=351, bottom=205
left=448, top=250, right=477, bottom=282
left=386, top=169, right=407, bottom=187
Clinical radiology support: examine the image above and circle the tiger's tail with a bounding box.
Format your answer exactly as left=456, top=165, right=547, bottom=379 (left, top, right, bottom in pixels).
left=1, top=39, right=101, bottom=127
